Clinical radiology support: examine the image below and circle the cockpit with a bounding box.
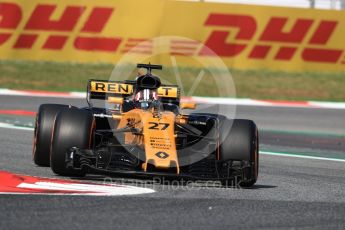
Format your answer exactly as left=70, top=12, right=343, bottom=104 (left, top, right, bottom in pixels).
left=133, top=88, right=159, bottom=110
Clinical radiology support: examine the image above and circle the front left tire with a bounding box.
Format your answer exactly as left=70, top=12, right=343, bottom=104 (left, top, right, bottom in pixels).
left=50, top=107, right=95, bottom=176
left=33, top=104, right=68, bottom=166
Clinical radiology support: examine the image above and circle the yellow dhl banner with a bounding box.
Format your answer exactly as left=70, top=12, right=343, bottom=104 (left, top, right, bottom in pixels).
left=0, top=0, right=345, bottom=72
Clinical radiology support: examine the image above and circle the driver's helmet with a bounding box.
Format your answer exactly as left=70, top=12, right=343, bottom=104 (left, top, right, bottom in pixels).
left=133, top=89, right=158, bottom=109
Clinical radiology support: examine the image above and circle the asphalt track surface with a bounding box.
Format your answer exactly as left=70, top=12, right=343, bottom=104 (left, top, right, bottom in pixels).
left=1, top=95, right=345, bottom=230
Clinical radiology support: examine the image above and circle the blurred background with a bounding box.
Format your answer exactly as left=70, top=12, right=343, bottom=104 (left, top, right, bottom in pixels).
left=200, top=0, right=345, bottom=10
left=0, top=0, right=344, bottom=101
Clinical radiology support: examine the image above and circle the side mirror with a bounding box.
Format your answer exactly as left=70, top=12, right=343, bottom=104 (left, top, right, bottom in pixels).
left=180, top=102, right=196, bottom=110
left=108, top=97, right=123, bottom=105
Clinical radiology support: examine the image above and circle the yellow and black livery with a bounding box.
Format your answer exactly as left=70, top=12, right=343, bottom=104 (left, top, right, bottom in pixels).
left=32, top=64, right=259, bottom=187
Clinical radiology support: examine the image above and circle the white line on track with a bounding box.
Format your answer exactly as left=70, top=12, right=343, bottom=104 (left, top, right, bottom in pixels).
left=1, top=122, right=344, bottom=163
left=0, top=171, right=155, bottom=196
left=2, top=88, right=345, bottom=109
left=16, top=182, right=155, bottom=196
left=260, top=151, right=345, bottom=163
left=0, top=122, right=34, bottom=131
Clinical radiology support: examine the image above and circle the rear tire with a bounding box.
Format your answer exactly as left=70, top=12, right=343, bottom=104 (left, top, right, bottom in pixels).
left=219, top=119, right=259, bottom=187
left=50, top=107, right=94, bottom=176
left=33, top=104, right=68, bottom=166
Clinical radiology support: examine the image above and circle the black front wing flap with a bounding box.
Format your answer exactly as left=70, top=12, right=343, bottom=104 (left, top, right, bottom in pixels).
left=65, top=147, right=256, bottom=185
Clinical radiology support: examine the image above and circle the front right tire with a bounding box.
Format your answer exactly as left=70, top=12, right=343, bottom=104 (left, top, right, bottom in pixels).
left=218, top=119, right=259, bottom=187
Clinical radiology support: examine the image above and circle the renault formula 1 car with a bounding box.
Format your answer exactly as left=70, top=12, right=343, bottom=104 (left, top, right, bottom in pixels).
left=33, top=64, right=259, bottom=187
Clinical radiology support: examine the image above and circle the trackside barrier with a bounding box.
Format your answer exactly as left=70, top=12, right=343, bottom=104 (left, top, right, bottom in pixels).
left=0, top=0, right=345, bottom=72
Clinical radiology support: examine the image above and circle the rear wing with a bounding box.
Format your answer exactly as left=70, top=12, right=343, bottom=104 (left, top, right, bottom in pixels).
left=87, top=79, right=180, bottom=106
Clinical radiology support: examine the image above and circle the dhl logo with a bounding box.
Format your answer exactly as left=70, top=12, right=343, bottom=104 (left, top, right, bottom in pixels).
left=199, top=14, right=344, bottom=64
left=0, top=1, right=344, bottom=67
left=0, top=2, right=121, bottom=51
